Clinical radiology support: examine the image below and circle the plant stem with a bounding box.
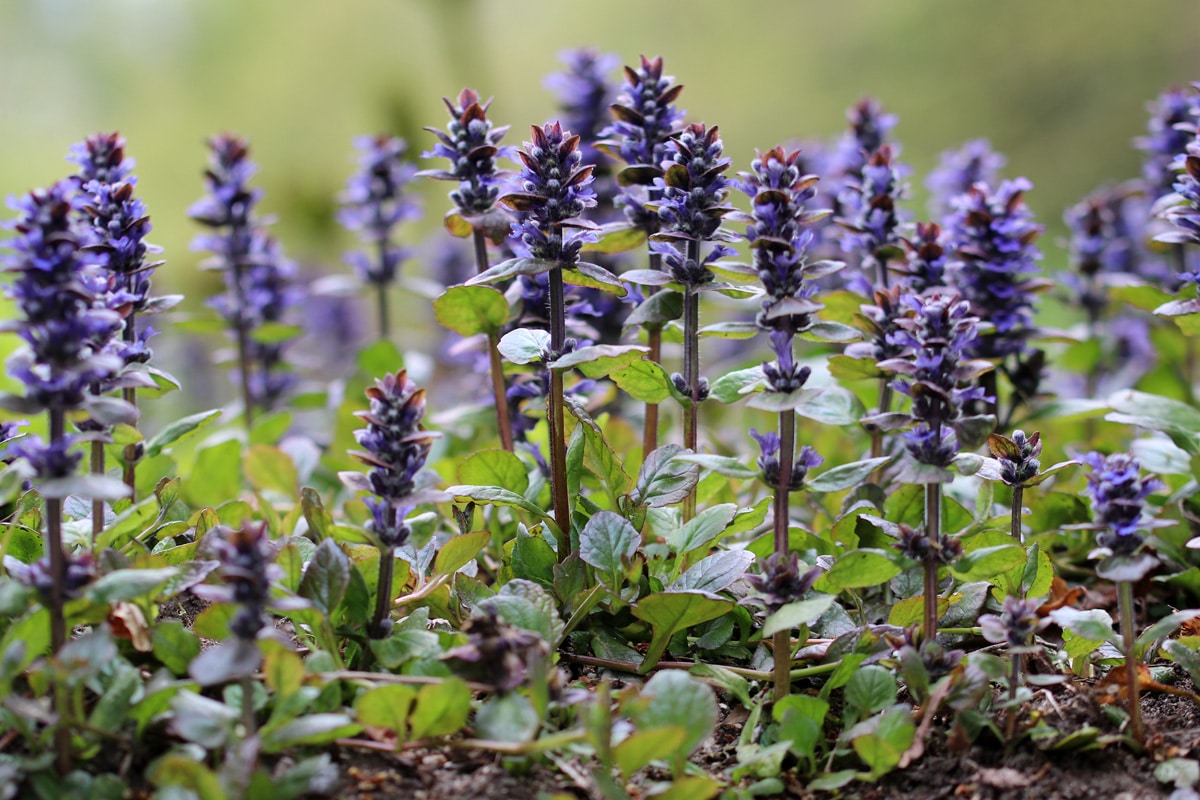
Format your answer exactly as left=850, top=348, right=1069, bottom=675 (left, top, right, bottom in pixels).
left=773, top=409, right=796, bottom=701
left=121, top=315, right=138, bottom=497
left=1005, top=650, right=1021, bottom=741
left=368, top=545, right=395, bottom=639
left=681, top=238, right=702, bottom=522
left=922, top=480, right=942, bottom=644
left=376, top=238, right=391, bottom=340
left=547, top=266, right=572, bottom=558
left=1118, top=579, right=1144, bottom=744
left=240, top=674, right=256, bottom=736
left=90, top=440, right=104, bottom=546
left=46, top=407, right=70, bottom=774
left=877, top=255, right=889, bottom=290
left=1010, top=485, right=1024, bottom=547
left=641, top=245, right=665, bottom=457
left=473, top=231, right=514, bottom=453
left=231, top=260, right=255, bottom=430
left=869, top=380, right=893, bottom=480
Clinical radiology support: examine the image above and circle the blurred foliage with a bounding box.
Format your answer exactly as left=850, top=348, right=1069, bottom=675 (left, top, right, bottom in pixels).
left=1, top=0, right=1199, bottom=420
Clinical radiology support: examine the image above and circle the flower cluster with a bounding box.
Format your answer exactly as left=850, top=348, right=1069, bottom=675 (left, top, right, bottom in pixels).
left=4, top=549, right=95, bottom=604
left=987, top=429, right=1041, bottom=487
left=979, top=596, right=1047, bottom=655
left=600, top=54, right=686, bottom=172
left=545, top=48, right=619, bottom=168
left=420, top=88, right=511, bottom=220
left=745, top=552, right=822, bottom=615
left=443, top=607, right=548, bottom=692
left=897, top=222, right=949, bottom=294
left=1082, top=452, right=1162, bottom=556
left=895, top=522, right=963, bottom=564
left=882, top=294, right=990, bottom=468
left=201, top=522, right=277, bottom=640
left=345, top=371, right=439, bottom=549
left=339, top=134, right=421, bottom=286
left=655, top=123, right=734, bottom=244
left=503, top=122, right=597, bottom=265
left=845, top=286, right=907, bottom=364
left=4, top=184, right=123, bottom=414
left=1137, top=86, right=1200, bottom=204
left=750, top=428, right=822, bottom=491
left=190, top=134, right=298, bottom=411
left=926, top=139, right=1005, bottom=220
left=1158, top=127, right=1200, bottom=275
left=832, top=97, right=897, bottom=180
left=944, top=178, right=1044, bottom=360
left=839, top=143, right=907, bottom=269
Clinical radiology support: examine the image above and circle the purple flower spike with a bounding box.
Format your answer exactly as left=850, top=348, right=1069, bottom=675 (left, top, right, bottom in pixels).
left=926, top=139, right=1005, bottom=221
left=750, top=428, right=822, bottom=490
left=600, top=55, right=686, bottom=172
left=545, top=48, right=620, bottom=167
left=4, top=184, right=123, bottom=413
left=339, top=134, right=421, bottom=287
left=420, top=88, right=512, bottom=221
left=502, top=122, right=598, bottom=265
left=1137, top=87, right=1200, bottom=204
left=1082, top=452, right=1162, bottom=556
left=838, top=143, right=907, bottom=268
left=1159, top=127, right=1200, bottom=266
left=944, top=178, right=1044, bottom=360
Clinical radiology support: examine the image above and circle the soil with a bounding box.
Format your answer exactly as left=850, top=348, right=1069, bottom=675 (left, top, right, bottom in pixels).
left=332, top=674, right=1200, bottom=800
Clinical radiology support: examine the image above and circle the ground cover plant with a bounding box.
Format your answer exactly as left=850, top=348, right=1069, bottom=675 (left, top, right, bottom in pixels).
left=7, top=49, right=1200, bottom=800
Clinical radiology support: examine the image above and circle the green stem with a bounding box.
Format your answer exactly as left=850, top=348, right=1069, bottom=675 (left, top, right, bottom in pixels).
left=471, top=231, right=514, bottom=452
left=46, top=408, right=70, bottom=774
left=368, top=545, right=395, bottom=639
left=231, top=260, right=255, bottom=430
left=547, top=266, right=571, bottom=557
left=121, top=313, right=138, bottom=497
left=641, top=202, right=663, bottom=457
left=681, top=240, right=702, bottom=522
left=90, top=440, right=104, bottom=547
left=240, top=674, right=256, bottom=736
left=376, top=238, right=391, bottom=340
left=1118, top=579, right=1143, bottom=744
left=1010, top=485, right=1024, bottom=547
left=1005, top=651, right=1021, bottom=742
left=773, top=409, right=796, bottom=701
left=869, top=380, right=893, bottom=480
left=922, top=480, right=942, bottom=644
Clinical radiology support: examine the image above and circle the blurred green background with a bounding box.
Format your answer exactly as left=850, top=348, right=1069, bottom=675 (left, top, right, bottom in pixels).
left=1, top=0, right=1199, bottom=417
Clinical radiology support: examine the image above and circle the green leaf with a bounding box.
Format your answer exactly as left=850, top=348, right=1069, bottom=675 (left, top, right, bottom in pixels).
left=433, top=285, right=509, bottom=336
left=433, top=530, right=490, bottom=577
left=828, top=354, right=885, bottom=382
left=87, top=566, right=179, bottom=603
left=564, top=261, right=628, bottom=296
left=812, top=549, right=901, bottom=592
left=480, top=580, right=565, bottom=645
left=761, top=594, right=837, bottom=637
left=807, top=457, right=892, bottom=493
left=1107, top=389, right=1200, bottom=455
left=775, top=694, right=830, bottom=765
left=633, top=445, right=700, bottom=508
left=844, top=665, right=897, bottom=717
left=301, top=488, right=334, bottom=541
left=851, top=707, right=914, bottom=778
left=613, top=727, right=689, bottom=778
left=408, top=678, right=472, bottom=739
left=184, top=439, right=243, bottom=508
left=144, top=409, right=223, bottom=458
left=708, top=366, right=763, bottom=404
left=1048, top=607, right=1117, bottom=645
left=673, top=550, right=755, bottom=593
left=149, top=755, right=225, bottom=800
left=609, top=359, right=674, bottom=403
left=299, top=538, right=351, bottom=617
left=668, top=503, right=738, bottom=554
left=466, top=256, right=556, bottom=285
left=260, top=713, right=362, bottom=753
left=244, top=444, right=298, bottom=495
left=497, top=327, right=551, bottom=364
left=370, top=611, right=441, bottom=668
left=800, top=320, right=861, bottom=343
left=583, top=223, right=648, bottom=254
left=950, top=544, right=1027, bottom=582
left=550, top=344, right=647, bottom=374
left=1163, top=639, right=1200, bottom=687
left=633, top=591, right=733, bottom=672
left=170, top=690, right=238, bottom=748
left=625, top=290, right=683, bottom=328
left=673, top=453, right=758, bottom=479
left=634, top=670, right=718, bottom=755
left=474, top=692, right=541, bottom=743
left=151, top=621, right=201, bottom=677
left=354, top=684, right=417, bottom=739
left=444, top=484, right=552, bottom=520
left=511, top=526, right=557, bottom=588
left=262, top=643, right=305, bottom=702
left=579, top=510, right=639, bottom=583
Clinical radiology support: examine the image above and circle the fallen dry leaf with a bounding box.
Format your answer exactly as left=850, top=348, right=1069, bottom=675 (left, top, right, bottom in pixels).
left=109, top=601, right=152, bottom=652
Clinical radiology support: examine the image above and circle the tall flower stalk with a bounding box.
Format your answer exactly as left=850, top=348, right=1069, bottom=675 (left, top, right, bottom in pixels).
left=69, top=132, right=171, bottom=502
left=838, top=143, right=906, bottom=288
left=737, top=146, right=836, bottom=695
left=190, top=134, right=264, bottom=429
left=1082, top=452, right=1165, bottom=745
left=3, top=183, right=129, bottom=772
left=498, top=122, right=598, bottom=553
left=944, top=178, right=1046, bottom=426
left=599, top=55, right=686, bottom=455
left=652, top=123, right=735, bottom=518
left=880, top=294, right=992, bottom=641
left=339, top=134, right=421, bottom=340
left=421, top=89, right=515, bottom=451
left=342, top=372, right=440, bottom=638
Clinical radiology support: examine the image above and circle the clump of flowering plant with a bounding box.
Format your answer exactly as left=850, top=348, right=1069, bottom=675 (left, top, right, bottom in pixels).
left=342, top=371, right=442, bottom=638
left=339, top=134, right=421, bottom=338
